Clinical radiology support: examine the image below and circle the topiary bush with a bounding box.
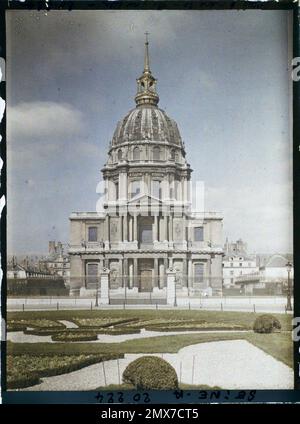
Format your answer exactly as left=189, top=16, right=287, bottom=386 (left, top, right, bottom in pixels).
left=253, top=314, right=282, bottom=334
left=122, top=356, right=178, bottom=390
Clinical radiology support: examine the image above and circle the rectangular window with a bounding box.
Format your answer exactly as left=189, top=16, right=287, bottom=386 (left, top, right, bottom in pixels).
left=88, top=226, right=97, bottom=242
left=152, top=180, right=161, bottom=199
left=130, top=181, right=141, bottom=198
left=194, top=226, right=204, bottom=242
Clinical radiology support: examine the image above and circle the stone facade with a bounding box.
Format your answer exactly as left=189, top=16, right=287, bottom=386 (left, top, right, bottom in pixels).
left=69, top=39, right=223, bottom=297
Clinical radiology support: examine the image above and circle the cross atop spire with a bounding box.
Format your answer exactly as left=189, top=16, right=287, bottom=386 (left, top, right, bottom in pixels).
left=135, top=33, right=159, bottom=107
left=144, top=32, right=150, bottom=72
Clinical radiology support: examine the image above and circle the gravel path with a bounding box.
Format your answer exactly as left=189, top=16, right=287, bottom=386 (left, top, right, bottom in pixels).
left=7, top=329, right=250, bottom=344
left=22, top=340, right=293, bottom=390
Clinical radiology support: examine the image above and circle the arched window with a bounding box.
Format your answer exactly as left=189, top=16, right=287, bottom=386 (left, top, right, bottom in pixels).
left=153, top=146, right=160, bottom=161
left=118, top=149, right=123, bottom=161
left=170, top=149, right=175, bottom=160
left=133, top=146, right=140, bottom=161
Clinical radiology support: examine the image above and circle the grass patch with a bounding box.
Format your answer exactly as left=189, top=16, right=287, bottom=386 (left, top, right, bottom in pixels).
left=8, top=330, right=293, bottom=369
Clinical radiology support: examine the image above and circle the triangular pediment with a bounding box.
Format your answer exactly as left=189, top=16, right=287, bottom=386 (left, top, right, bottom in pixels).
left=127, top=193, right=163, bottom=205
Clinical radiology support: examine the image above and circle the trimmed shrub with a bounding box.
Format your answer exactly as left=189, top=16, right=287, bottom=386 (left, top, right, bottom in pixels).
left=51, top=332, right=98, bottom=342
left=123, top=356, right=178, bottom=390
left=97, top=328, right=141, bottom=335
left=253, top=314, right=282, bottom=334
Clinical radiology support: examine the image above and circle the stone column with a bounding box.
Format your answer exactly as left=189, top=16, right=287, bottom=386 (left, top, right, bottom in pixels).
left=124, top=258, right=129, bottom=287
left=129, top=260, right=134, bottom=288
left=153, top=215, right=158, bottom=242
left=169, top=215, right=173, bottom=243
left=123, top=215, right=128, bottom=242
left=119, top=259, right=123, bottom=288
left=182, top=258, right=188, bottom=287
left=154, top=258, right=159, bottom=287
left=133, top=214, right=138, bottom=242
left=104, top=215, right=110, bottom=250
left=166, top=268, right=176, bottom=305
left=69, top=255, right=83, bottom=296
left=163, top=258, right=168, bottom=288
left=188, top=259, right=193, bottom=289
left=119, top=215, right=123, bottom=242
left=129, top=216, right=133, bottom=242
left=164, top=215, right=168, bottom=241
left=99, top=268, right=110, bottom=305
left=133, top=258, right=138, bottom=288
left=159, top=260, right=164, bottom=289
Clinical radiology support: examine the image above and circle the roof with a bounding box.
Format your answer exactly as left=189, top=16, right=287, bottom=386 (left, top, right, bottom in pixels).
left=111, top=106, right=183, bottom=148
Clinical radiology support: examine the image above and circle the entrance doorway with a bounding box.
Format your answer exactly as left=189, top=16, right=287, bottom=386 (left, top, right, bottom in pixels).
left=139, top=259, right=153, bottom=292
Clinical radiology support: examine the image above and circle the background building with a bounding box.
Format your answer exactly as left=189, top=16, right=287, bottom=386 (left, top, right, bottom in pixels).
left=69, top=39, right=223, bottom=298
left=222, top=238, right=258, bottom=289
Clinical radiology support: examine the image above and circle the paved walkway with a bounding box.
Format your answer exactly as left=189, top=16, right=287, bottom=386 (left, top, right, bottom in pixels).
left=22, top=340, right=293, bottom=390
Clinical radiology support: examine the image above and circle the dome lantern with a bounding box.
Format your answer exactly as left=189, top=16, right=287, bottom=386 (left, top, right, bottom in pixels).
left=135, top=33, right=159, bottom=107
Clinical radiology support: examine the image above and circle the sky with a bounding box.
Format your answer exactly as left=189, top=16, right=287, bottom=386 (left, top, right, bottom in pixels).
left=6, top=9, right=293, bottom=255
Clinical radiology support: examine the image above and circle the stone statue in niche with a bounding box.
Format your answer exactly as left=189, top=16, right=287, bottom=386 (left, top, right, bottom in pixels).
left=175, top=223, right=182, bottom=240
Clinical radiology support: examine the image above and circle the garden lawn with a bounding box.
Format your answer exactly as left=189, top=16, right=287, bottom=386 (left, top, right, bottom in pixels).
left=7, top=331, right=293, bottom=368
left=7, top=309, right=292, bottom=331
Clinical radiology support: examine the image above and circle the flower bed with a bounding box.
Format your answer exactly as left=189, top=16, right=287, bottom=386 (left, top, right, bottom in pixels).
left=7, top=353, right=123, bottom=389
left=8, top=319, right=65, bottom=330
left=72, top=317, right=139, bottom=328
left=144, top=323, right=249, bottom=332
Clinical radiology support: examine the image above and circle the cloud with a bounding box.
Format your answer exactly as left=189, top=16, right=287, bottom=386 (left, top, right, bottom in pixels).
left=9, top=101, right=85, bottom=138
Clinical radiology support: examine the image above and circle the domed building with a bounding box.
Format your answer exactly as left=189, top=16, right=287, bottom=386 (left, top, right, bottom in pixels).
left=69, top=38, right=223, bottom=300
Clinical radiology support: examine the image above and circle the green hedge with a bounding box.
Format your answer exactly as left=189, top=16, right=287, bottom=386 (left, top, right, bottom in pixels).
left=97, top=328, right=141, bottom=335
left=7, top=324, right=27, bottom=332
left=123, top=356, right=178, bottom=390
left=144, top=324, right=248, bottom=332
left=7, top=353, right=123, bottom=389
left=253, top=314, right=282, bottom=334
left=52, top=332, right=98, bottom=342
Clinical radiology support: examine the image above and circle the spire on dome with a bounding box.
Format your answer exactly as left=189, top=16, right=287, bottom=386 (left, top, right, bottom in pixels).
left=135, top=33, right=159, bottom=107
left=144, top=31, right=150, bottom=72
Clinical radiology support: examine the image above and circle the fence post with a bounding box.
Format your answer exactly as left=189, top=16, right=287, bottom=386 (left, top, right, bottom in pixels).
left=253, top=304, right=256, bottom=313
left=221, top=302, right=223, bottom=312
left=192, top=355, right=195, bottom=385
left=91, top=301, right=93, bottom=311
left=22, top=303, right=24, bottom=312
left=156, top=302, right=158, bottom=310
left=117, top=359, right=121, bottom=385
left=102, top=361, right=107, bottom=387
left=189, top=302, right=191, bottom=310
left=57, top=302, right=59, bottom=311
